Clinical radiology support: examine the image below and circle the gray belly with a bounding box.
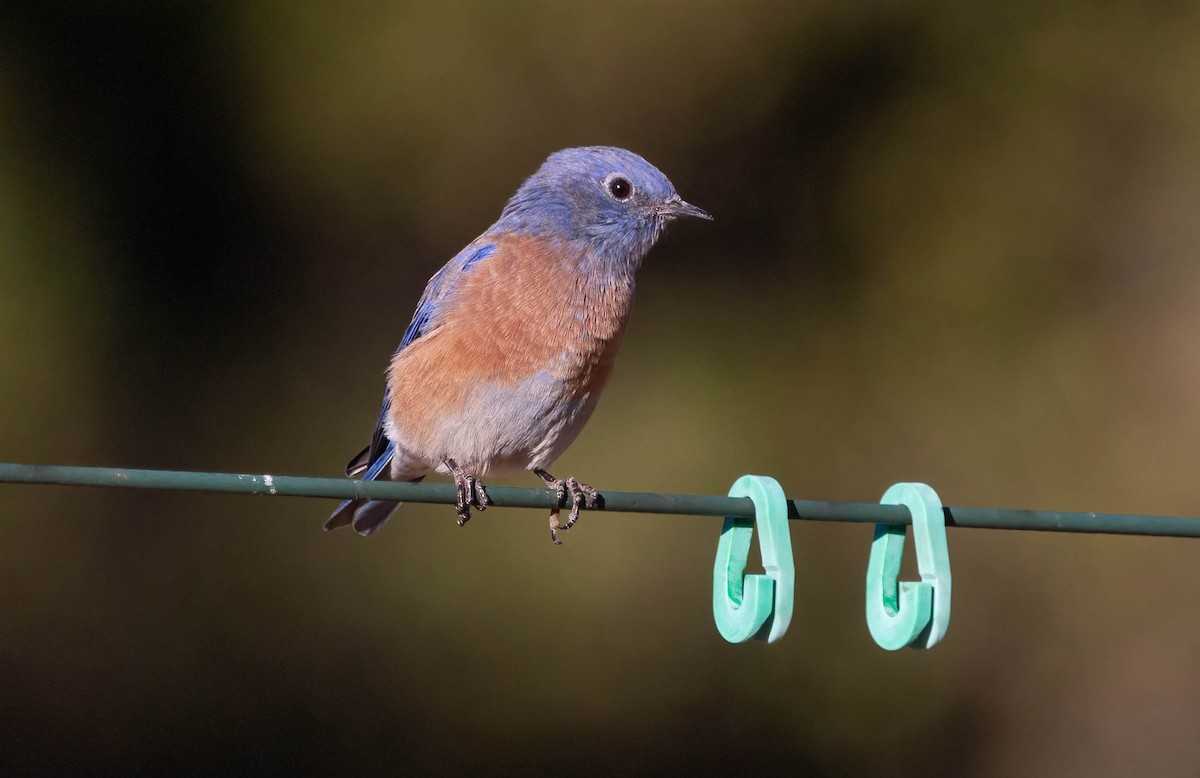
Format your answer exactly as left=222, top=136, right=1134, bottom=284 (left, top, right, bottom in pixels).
left=423, top=369, right=603, bottom=477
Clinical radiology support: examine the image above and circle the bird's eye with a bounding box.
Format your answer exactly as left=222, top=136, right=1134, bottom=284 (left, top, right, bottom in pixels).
left=606, top=175, right=633, bottom=201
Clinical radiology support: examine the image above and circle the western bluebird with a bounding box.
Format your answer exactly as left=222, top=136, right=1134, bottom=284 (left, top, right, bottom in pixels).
left=325, top=146, right=711, bottom=543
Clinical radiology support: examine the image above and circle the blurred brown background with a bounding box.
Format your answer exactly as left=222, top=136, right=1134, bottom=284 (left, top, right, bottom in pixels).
left=2, top=1, right=1200, bottom=774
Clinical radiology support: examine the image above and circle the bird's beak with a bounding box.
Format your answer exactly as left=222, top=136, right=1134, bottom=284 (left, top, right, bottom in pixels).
left=658, top=195, right=713, bottom=221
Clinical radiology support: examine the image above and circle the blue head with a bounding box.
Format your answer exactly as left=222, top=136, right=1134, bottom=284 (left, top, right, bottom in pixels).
left=493, top=146, right=711, bottom=272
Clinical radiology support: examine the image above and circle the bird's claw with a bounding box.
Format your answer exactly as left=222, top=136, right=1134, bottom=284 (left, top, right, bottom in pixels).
left=535, top=469, right=599, bottom=543
left=446, top=459, right=489, bottom=526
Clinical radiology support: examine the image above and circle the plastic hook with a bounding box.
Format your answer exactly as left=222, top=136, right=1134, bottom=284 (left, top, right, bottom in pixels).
left=865, top=482, right=952, bottom=650
left=712, top=475, right=795, bottom=644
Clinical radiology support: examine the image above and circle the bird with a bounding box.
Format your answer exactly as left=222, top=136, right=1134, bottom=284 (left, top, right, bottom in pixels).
left=325, top=146, right=711, bottom=543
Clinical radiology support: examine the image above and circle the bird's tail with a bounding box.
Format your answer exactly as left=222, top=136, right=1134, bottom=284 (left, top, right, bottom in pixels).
left=324, top=440, right=417, bottom=536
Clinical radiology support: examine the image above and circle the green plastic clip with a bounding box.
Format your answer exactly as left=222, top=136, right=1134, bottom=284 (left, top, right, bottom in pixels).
left=865, top=482, right=952, bottom=650
left=712, top=475, right=795, bottom=644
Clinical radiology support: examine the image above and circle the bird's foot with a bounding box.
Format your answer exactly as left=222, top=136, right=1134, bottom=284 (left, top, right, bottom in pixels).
left=445, top=458, right=489, bottom=525
left=534, top=468, right=600, bottom=544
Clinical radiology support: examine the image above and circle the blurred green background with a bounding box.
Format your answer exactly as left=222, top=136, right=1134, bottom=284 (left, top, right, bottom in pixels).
left=3, top=1, right=1200, bottom=774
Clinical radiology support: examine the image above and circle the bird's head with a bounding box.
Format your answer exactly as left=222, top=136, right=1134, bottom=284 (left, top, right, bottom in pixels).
left=496, top=146, right=711, bottom=272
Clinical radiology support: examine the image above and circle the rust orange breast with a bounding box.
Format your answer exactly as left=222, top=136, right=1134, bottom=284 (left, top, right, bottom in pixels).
left=386, top=233, right=634, bottom=460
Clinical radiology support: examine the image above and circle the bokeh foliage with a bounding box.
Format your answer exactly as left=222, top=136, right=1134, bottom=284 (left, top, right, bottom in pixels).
left=2, top=1, right=1200, bottom=773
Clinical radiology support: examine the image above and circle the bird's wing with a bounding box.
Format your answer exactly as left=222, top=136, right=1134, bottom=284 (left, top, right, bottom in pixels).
left=344, top=240, right=497, bottom=477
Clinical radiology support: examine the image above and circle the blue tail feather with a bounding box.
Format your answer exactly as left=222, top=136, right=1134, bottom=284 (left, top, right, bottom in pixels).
left=325, top=441, right=400, bottom=533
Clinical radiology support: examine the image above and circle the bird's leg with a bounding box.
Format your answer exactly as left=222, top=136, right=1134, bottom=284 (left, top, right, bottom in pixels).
left=534, top=468, right=600, bottom=543
left=445, top=458, right=489, bottom=526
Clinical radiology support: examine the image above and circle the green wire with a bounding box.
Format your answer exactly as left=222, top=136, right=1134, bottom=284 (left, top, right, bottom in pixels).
left=0, top=462, right=1196, bottom=538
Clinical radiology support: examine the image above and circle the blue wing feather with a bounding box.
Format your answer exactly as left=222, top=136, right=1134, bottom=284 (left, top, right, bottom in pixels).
left=329, top=241, right=496, bottom=531
left=344, top=241, right=497, bottom=479
left=399, top=242, right=496, bottom=349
